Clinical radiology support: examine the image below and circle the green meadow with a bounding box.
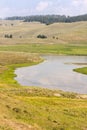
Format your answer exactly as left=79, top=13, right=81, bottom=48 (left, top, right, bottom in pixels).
left=0, top=21, right=87, bottom=130
left=0, top=43, right=87, bottom=55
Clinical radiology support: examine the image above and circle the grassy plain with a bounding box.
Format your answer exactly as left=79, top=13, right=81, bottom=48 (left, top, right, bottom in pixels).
left=0, top=44, right=87, bottom=55
left=0, top=21, right=87, bottom=130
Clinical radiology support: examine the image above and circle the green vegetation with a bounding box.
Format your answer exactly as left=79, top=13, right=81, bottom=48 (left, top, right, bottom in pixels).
left=0, top=44, right=87, bottom=55
left=5, top=34, right=13, bottom=38
left=6, top=14, right=87, bottom=25
left=74, top=67, right=87, bottom=75
left=0, top=52, right=42, bottom=85
left=1, top=92, right=87, bottom=130
left=37, top=34, right=47, bottom=39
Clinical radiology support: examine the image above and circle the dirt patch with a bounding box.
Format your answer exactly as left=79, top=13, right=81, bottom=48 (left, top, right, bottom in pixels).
left=0, top=119, right=41, bottom=130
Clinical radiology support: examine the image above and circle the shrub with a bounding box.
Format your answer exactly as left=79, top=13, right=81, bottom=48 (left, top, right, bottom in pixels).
left=37, top=34, right=47, bottom=39
left=13, top=107, right=21, bottom=113
left=9, top=34, right=13, bottom=38
left=4, top=34, right=13, bottom=38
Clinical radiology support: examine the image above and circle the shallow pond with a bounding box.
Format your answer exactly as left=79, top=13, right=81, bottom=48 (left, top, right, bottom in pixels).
left=15, top=56, right=87, bottom=94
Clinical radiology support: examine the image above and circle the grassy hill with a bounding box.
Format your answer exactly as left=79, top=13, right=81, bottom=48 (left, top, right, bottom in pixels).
left=0, top=20, right=87, bottom=45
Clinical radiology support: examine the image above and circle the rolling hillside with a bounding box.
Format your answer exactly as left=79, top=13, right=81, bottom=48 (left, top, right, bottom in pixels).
left=0, top=20, right=87, bottom=45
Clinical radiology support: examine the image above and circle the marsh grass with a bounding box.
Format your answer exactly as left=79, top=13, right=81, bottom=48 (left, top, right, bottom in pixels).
left=0, top=52, right=42, bottom=85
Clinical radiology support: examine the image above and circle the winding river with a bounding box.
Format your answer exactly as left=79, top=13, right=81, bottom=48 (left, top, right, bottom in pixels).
left=15, top=56, right=87, bottom=94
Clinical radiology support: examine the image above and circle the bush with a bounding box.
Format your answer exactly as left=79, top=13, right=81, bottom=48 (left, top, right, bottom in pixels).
left=4, top=34, right=13, bottom=38
left=37, top=34, right=47, bottom=39
left=13, top=107, right=21, bottom=113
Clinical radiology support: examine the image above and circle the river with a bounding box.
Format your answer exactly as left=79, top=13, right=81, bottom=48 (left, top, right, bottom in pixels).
left=15, top=56, right=87, bottom=94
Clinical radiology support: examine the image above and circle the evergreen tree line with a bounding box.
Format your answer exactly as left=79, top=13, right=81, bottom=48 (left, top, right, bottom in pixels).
left=6, top=14, right=87, bottom=25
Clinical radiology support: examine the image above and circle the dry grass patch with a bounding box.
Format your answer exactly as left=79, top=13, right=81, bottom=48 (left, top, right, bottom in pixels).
left=0, top=52, right=41, bottom=65
left=0, top=119, right=40, bottom=130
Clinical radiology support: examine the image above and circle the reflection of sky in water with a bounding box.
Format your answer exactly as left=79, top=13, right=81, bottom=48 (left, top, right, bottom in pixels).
left=15, top=56, right=87, bottom=94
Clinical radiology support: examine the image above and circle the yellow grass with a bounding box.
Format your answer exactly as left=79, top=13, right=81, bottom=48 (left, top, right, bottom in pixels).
left=0, top=20, right=87, bottom=45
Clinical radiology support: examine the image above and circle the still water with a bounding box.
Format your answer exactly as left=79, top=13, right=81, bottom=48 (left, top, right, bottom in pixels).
left=15, top=56, right=87, bottom=94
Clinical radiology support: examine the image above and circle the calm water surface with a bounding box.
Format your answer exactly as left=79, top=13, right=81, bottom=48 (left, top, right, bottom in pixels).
left=15, top=56, right=87, bottom=94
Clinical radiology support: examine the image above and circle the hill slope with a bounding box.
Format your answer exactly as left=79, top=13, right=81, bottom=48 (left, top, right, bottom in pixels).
left=0, top=20, right=87, bottom=45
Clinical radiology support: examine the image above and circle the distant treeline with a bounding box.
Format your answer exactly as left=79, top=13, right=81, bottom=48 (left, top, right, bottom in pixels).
left=6, top=14, right=87, bottom=25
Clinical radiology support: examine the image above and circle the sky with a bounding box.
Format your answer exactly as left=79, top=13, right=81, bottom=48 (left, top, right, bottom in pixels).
left=0, top=0, right=87, bottom=18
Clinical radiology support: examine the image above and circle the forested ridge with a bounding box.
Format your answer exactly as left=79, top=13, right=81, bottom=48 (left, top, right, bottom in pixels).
left=6, top=14, right=87, bottom=25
